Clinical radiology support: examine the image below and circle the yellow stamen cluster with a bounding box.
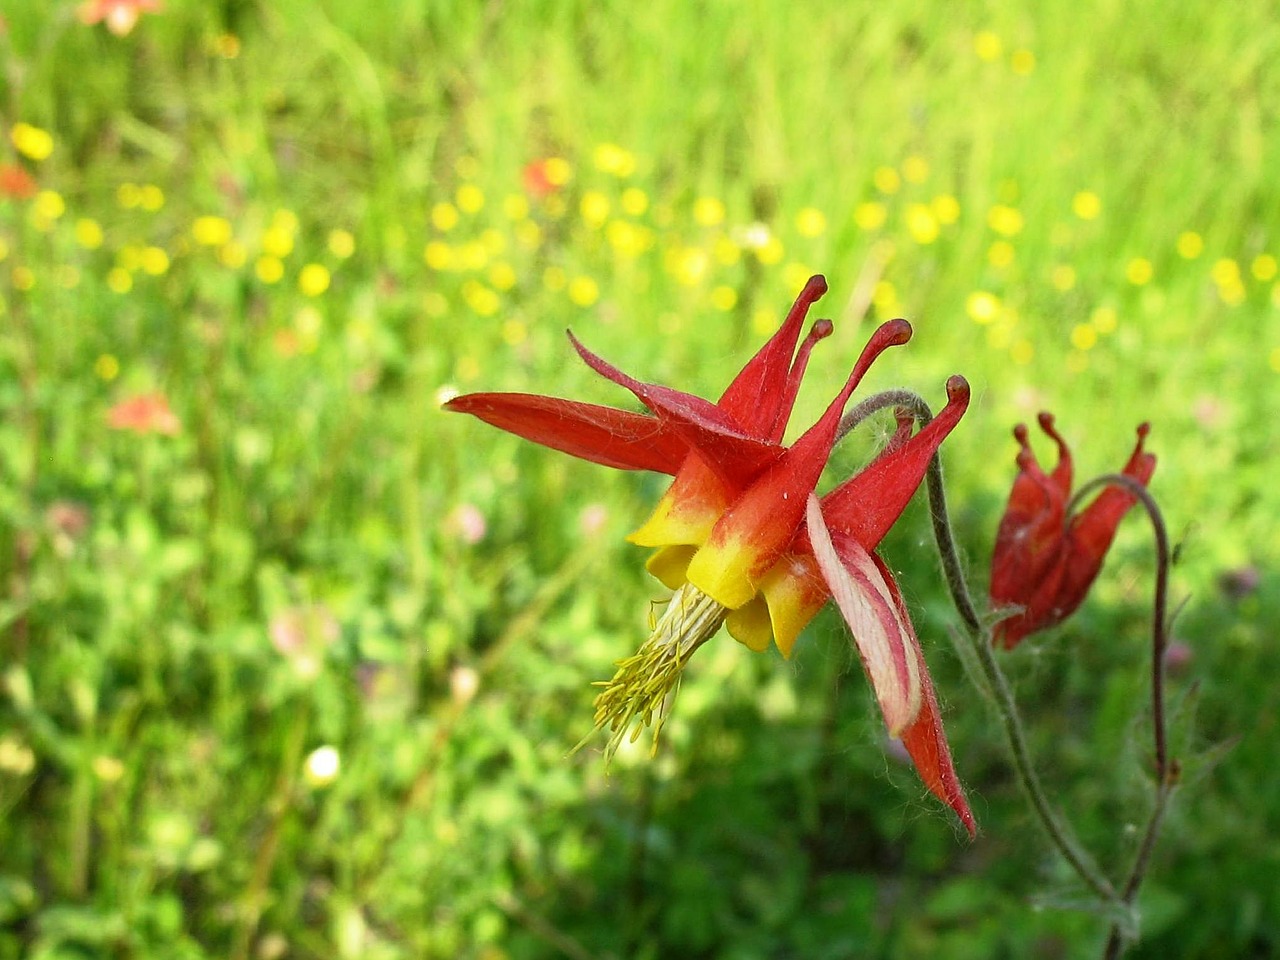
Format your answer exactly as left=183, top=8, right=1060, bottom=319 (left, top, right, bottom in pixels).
left=586, top=583, right=727, bottom=760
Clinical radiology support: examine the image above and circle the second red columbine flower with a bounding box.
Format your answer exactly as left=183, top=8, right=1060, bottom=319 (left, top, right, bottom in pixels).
left=446, top=276, right=974, bottom=833
left=990, top=413, right=1156, bottom=650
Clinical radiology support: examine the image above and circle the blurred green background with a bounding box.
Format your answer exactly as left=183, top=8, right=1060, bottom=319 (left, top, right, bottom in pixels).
left=1, top=1, right=1277, bottom=957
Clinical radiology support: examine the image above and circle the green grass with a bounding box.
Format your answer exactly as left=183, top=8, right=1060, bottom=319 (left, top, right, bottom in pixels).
left=1, top=1, right=1278, bottom=957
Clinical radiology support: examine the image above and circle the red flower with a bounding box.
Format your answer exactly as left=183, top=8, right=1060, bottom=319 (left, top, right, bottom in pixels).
left=446, top=276, right=974, bottom=833
left=79, top=0, right=162, bottom=36
left=990, top=414, right=1156, bottom=650
left=106, top=392, right=180, bottom=435
left=0, top=164, right=37, bottom=200
left=522, top=159, right=558, bottom=198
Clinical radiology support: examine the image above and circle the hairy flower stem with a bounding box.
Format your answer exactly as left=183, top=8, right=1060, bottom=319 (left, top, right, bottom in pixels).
left=841, top=393, right=1118, bottom=904
left=1072, top=476, right=1176, bottom=960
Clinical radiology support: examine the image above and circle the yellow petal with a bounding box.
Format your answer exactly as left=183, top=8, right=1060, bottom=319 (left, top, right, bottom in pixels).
left=725, top=596, right=773, bottom=652
left=645, top=545, right=696, bottom=590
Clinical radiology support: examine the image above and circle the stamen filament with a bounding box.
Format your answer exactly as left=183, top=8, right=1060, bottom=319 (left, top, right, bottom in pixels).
left=584, top=582, right=727, bottom=761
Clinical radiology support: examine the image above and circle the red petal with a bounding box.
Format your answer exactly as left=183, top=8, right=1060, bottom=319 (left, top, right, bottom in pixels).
left=568, top=332, right=784, bottom=484
left=874, top=554, right=976, bottom=837
left=1057, top=422, right=1156, bottom=613
left=444, top=392, right=688, bottom=473
left=821, top=375, right=969, bottom=551
left=717, top=274, right=829, bottom=439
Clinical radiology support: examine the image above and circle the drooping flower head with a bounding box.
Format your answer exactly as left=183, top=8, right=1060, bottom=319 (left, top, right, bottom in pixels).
left=446, top=276, right=975, bottom=833
left=990, top=414, right=1156, bottom=649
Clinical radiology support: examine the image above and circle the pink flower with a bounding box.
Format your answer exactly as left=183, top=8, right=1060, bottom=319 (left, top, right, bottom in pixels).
left=106, top=392, right=181, bottom=435
left=79, top=0, right=162, bottom=36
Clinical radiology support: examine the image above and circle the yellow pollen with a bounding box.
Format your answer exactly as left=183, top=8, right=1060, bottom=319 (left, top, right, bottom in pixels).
left=581, top=583, right=727, bottom=761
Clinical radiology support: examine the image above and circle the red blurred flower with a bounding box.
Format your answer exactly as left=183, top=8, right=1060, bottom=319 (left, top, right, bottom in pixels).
left=79, top=0, right=162, bottom=36
left=522, top=160, right=557, bottom=198
left=990, top=414, right=1156, bottom=650
left=106, top=392, right=181, bottom=435
left=0, top=164, right=37, bottom=200
left=447, top=276, right=974, bottom=833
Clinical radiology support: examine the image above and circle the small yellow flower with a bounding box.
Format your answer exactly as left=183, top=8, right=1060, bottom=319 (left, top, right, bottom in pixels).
left=906, top=203, right=939, bottom=244
left=1211, top=258, right=1240, bottom=286
left=693, top=196, right=726, bottom=227
left=11, top=123, right=54, bottom=161
left=710, top=285, right=737, bottom=311
left=931, top=194, right=960, bottom=225
left=901, top=156, right=929, bottom=184
left=297, top=263, right=330, bottom=297
left=987, top=204, right=1024, bottom=237
left=193, top=216, right=233, bottom=247
left=456, top=183, right=484, bottom=214
left=1070, top=323, right=1098, bottom=351
left=966, top=290, right=1001, bottom=324
left=974, top=30, right=1002, bottom=62
left=139, top=185, right=165, bottom=211
left=489, top=261, right=517, bottom=291
left=503, top=193, right=529, bottom=221
left=75, top=218, right=105, bottom=249
left=1125, top=257, right=1153, bottom=286
left=1010, top=49, right=1036, bottom=75
left=139, top=246, right=170, bottom=276
left=261, top=225, right=293, bottom=258
left=33, top=190, right=65, bottom=222
left=795, top=207, right=827, bottom=237
left=543, top=157, right=572, bottom=186
left=1251, top=253, right=1277, bottom=282
left=117, top=183, right=142, bottom=208
left=1091, top=306, right=1118, bottom=333
left=854, top=201, right=887, bottom=231
left=755, top=235, right=784, bottom=265
left=272, top=209, right=299, bottom=234
left=431, top=202, right=459, bottom=231
left=873, top=166, right=900, bottom=195
left=1217, top=281, right=1246, bottom=306
left=593, top=143, right=636, bottom=177
left=463, top=280, right=500, bottom=316
left=328, top=229, right=356, bottom=259
left=568, top=276, right=600, bottom=307
left=256, top=255, right=285, bottom=284
left=671, top=247, right=710, bottom=286
left=95, top=353, right=121, bottom=380
left=988, top=240, right=1015, bottom=267
left=580, top=191, right=610, bottom=228
left=107, top=267, right=133, bottom=293
left=621, top=187, right=649, bottom=217
left=1050, top=264, right=1076, bottom=291
left=1072, top=191, right=1102, bottom=221
left=424, top=241, right=452, bottom=270
left=1176, top=231, right=1203, bottom=259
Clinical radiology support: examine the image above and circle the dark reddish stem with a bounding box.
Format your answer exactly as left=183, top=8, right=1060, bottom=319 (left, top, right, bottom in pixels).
left=1070, top=475, right=1175, bottom=959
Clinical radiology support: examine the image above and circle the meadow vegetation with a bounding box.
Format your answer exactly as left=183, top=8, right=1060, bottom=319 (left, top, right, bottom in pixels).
left=1, top=1, right=1278, bottom=957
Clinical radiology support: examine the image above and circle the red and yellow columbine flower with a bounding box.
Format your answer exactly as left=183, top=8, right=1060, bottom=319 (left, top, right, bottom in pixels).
left=79, top=0, right=162, bottom=36
left=991, top=414, right=1156, bottom=650
left=446, top=276, right=974, bottom=833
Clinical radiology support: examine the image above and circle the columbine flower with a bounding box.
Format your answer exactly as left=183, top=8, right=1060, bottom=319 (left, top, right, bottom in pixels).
left=990, top=414, right=1156, bottom=650
left=446, top=276, right=974, bottom=832
left=79, top=0, right=162, bottom=35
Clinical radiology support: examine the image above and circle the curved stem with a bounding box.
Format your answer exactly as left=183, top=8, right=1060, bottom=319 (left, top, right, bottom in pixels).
left=842, top=394, right=1118, bottom=902
left=1070, top=475, right=1176, bottom=959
